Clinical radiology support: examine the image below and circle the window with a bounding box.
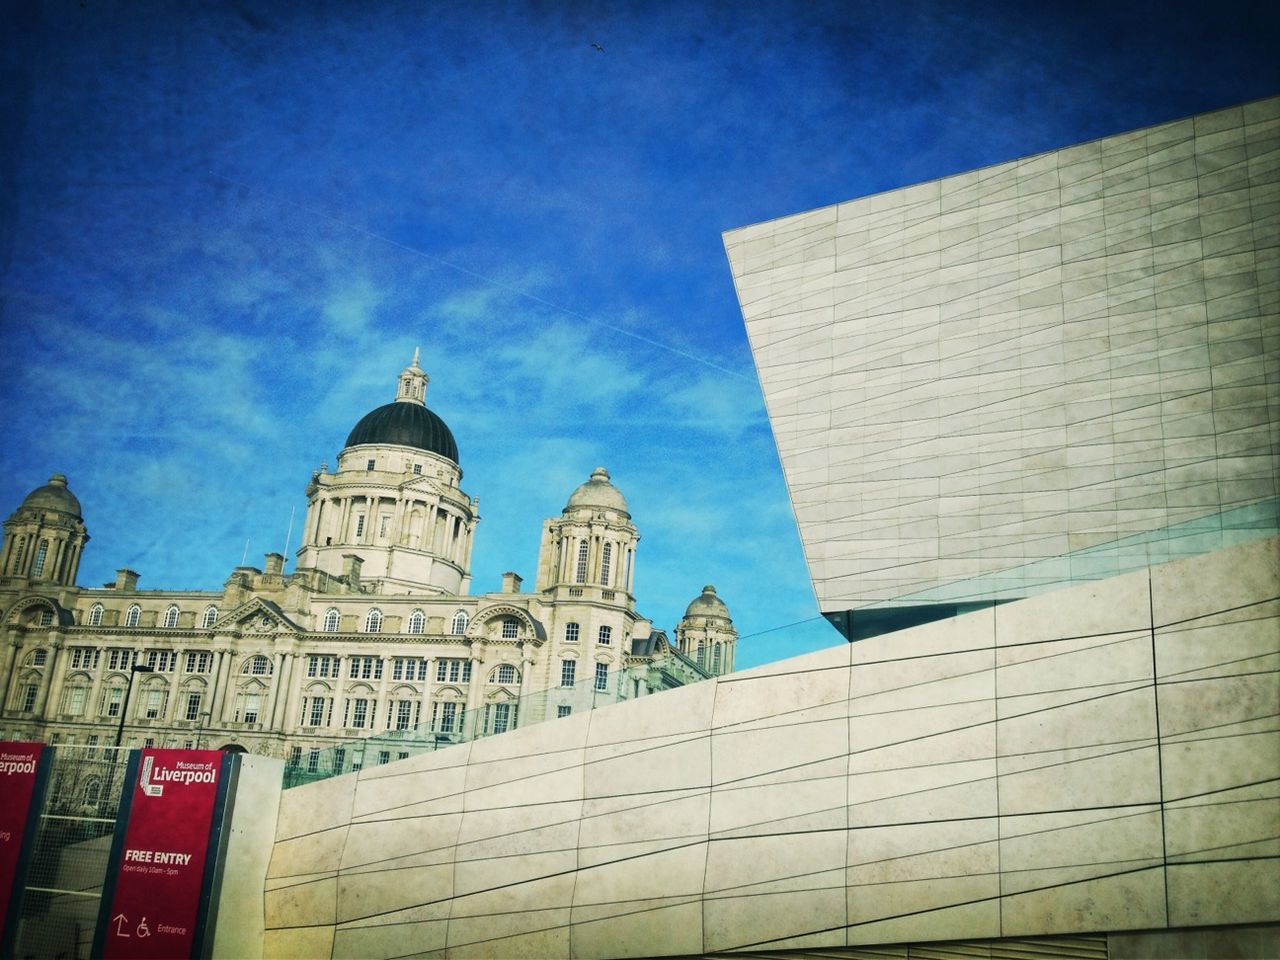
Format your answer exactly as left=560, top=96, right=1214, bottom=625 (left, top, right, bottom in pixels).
left=32, top=649, right=48, bottom=666
left=450, top=610, right=469, bottom=635
left=575, top=542, right=589, bottom=583
left=407, top=609, right=425, bottom=634
left=334, top=748, right=346, bottom=772
left=489, top=701, right=514, bottom=735
left=11, top=538, right=24, bottom=572
left=379, top=515, right=391, bottom=539
left=306, top=655, right=339, bottom=678
left=185, top=692, right=202, bottom=721
left=560, top=659, right=576, bottom=688
left=494, top=663, right=518, bottom=685
left=88, top=603, right=104, bottom=626
left=594, top=663, right=608, bottom=691
left=436, top=659, right=471, bottom=683
left=366, top=459, right=376, bottom=471
left=162, top=605, right=180, bottom=628
left=392, top=658, right=426, bottom=681
left=145, top=650, right=176, bottom=672
left=124, top=605, right=141, bottom=628
left=600, top=543, right=612, bottom=585
left=103, top=686, right=124, bottom=718
left=185, top=651, right=211, bottom=674
left=70, top=647, right=99, bottom=670
left=38, top=609, right=54, bottom=627
left=557, top=705, right=572, bottom=718
left=143, top=688, right=167, bottom=719
left=597, top=626, right=612, bottom=646
left=64, top=686, right=87, bottom=716
left=301, top=695, right=332, bottom=727
left=83, top=778, right=102, bottom=804
left=378, top=750, right=390, bottom=765
left=307, top=749, right=320, bottom=773
left=86, top=734, right=99, bottom=757
left=346, top=698, right=370, bottom=729
left=323, top=608, right=340, bottom=632
left=18, top=683, right=37, bottom=711
left=287, top=746, right=302, bottom=768
left=201, top=606, right=218, bottom=628
left=243, top=655, right=272, bottom=676
left=501, top=618, right=519, bottom=639
left=349, top=656, right=382, bottom=680
left=391, top=700, right=417, bottom=730
left=432, top=701, right=460, bottom=734
left=355, top=514, right=366, bottom=537
left=364, top=608, right=383, bottom=633
left=413, top=463, right=422, bottom=475
left=32, top=539, right=48, bottom=577
left=713, top=644, right=723, bottom=674
left=564, top=622, right=579, bottom=643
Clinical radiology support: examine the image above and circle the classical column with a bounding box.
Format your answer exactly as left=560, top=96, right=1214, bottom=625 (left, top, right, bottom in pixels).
left=210, top=650, right=234, bottom=721
left=35, top=640, right=64, bottom=716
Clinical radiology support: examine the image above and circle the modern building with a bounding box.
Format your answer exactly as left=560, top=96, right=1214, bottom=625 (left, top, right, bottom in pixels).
left=725, top=95, right=1278, bottom=640
left=249, top=98, right=1277, bottom=958
left=0, top=352, right=737, bottom=782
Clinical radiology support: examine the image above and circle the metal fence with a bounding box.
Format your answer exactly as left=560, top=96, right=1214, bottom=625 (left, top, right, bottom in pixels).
left=8, top=744, right=130, bottom=960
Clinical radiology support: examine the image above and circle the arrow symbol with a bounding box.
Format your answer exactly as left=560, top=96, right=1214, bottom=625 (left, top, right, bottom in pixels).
left=113, top=913, right=130, bottom=937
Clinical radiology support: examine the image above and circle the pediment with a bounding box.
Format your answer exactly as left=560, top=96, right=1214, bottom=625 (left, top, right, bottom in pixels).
left=211, top=597, right=301, bottom=636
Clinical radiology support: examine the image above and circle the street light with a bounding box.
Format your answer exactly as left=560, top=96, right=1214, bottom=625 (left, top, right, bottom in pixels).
left=112, top=663, right=155, bottom=750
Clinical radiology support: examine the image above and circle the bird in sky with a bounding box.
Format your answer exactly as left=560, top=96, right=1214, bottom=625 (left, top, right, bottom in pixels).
left=592, top=42, right=604, bottom=53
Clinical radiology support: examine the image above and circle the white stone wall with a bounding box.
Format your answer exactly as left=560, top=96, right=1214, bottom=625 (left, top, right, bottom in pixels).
left=261, top=536, right=1279, bottom=958
left=724, top=97, right=1279, bottom=613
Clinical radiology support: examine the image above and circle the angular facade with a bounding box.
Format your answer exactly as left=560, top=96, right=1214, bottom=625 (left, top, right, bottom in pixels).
left=0, top=354, right=737, bottom=778
left=724, top=97, right=1278, bottom=634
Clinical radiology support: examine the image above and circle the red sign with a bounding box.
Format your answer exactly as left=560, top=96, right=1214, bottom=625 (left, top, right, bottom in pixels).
left=102, top=749, right=224, bottom=959
left=0, top=742, right=44, bottom=928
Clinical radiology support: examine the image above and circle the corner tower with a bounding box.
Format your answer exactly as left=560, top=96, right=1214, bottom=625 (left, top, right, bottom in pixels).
left=294, top=352, right=479, bottom=595
left=677, top=584, right=738, bottom=676
left=535, top=468, right=638, bottom=609
left=0, top=474, right=89, bottom=586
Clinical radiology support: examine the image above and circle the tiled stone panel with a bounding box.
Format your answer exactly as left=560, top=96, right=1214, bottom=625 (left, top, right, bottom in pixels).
left=262, top=538, right=1278, bottom=959
left=725, top=97, right=1280, bottom=614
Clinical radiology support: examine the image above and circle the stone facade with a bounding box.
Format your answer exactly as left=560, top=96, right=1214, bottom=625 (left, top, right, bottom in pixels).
left=0, top=355, right=738, bottom=772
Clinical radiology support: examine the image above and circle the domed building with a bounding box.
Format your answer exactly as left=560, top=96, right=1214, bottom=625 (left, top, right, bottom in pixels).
left=0, top=354, right=733, bottom=781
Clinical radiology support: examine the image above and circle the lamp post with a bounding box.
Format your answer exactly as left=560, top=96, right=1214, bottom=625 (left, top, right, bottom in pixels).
left=112, top=663, right=155, bottom=750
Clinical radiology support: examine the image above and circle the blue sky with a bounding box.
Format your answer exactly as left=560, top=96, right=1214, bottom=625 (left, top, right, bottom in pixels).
left=1, top=0, right=1276, bottom=668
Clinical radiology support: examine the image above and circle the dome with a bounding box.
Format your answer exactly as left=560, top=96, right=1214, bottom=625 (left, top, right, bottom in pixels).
left=20, top=474, right=81, bottom=517
left=684, top=584, right=729, bottom=619
left=344, top=402, right=459, bottom=463
left=565, top=467, right=629, bottom=516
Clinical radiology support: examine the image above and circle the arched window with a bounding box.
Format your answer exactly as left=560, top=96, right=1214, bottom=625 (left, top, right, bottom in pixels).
left=450, top=610, right=469, bottom=635
left=124, top=605, right=141, bottom=628
left=163, top=605, right=180, bottom=628
left=323, top=608, right=340, bottom=632
left=407, top=609, right=426, bottom=634
left=493, top=663, right=519, bottom=685
left=600, top=543, right=612, bottom=585
left=575, top=542, right=589, bottom=583
left=201, top=606, right=219, bottom=628
left=713, top=643, right=723, bottom=674
left=88, top=603, right=104, bottom=627
left=364, top=608, right=383, bottom=633
left=597, top=625, right=612, bottom=646
left=501, top=618, right=519, bottom=639
left=564, top=622, right=580, bottom=643
left=32, top=539, right=49, bottom=577
left=241, top=655, right=272, bottom=676
left=83, top=778, right=102, bottom=804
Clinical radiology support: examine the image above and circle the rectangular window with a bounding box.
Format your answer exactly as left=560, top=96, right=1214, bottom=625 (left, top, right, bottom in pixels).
left=307, top=655, right=340, bottom=678
left=107, top=649, right=132, bottom=671
left=185, top=651, right=211, bottom=673
left=104, top=687, right=123, bottom=717
left=575, top=542, right=589, bottom=583
left=145, top=650, right=176, bottom=672
left=334, top=748, right=346, bottom=773
left=557, top=705, right=571, bottom=718
left=235, top=692, right=261, bottom=724
left=355, top=514, right=366, bottom=537
left=433, top=701, right=459, bottom=734
left=350, top=698, right=368, bottom=728
left=378, top=750, right=390, bottom=765
left=413, top=463, right=422, bottom=475
left=379, top=515, right=390, bottom=538
left=597, top=626, right=612, bottom=646
left=65, top=687, right=87, bottom=715
left=307, top=697, right=327, bottom=727
left=564, top=622, right=579, bottom=643
left=491, top=702, right=513, bottom=735
left=594, top=663, right=608, bottom=691
left=307, top=749, right=320, bottom=773
left=86, top=734, right=99, bottom=757
left=349, top=657, right=383, bottom=680
left=287, top=746, right=302, bottom=768
left=560, top=660, right=576, bottom=688
left=144, top=689, right=165, bottom=719
left=71, top=647, right=100, bottom=670
left=185, top=692, right=202, bottom=721
left=366, top=459, right=376, bottom=471
left=436, top=659, right=471, bottom=684
left=395, top=700, right=413, bottom=730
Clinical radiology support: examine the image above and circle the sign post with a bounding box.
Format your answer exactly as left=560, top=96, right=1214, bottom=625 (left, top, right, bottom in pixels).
left=93, top=749, right=235, bottom=960
left=0, top=741, right=51, bottom=957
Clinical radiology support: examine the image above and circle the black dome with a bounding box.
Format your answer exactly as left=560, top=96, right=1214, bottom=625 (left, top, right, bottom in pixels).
left=344, top=402, right=459, bottom=463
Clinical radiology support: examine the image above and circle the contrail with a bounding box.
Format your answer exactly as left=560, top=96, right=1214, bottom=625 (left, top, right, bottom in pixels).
left=208, top=171, right=752, bottom=380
